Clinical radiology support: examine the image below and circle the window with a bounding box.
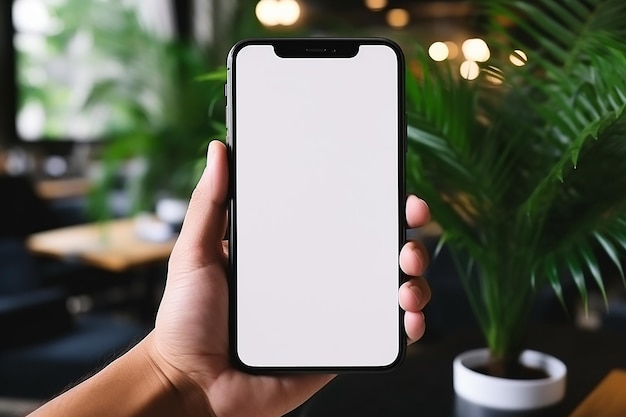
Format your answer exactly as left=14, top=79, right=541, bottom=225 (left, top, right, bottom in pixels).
left=13, top=0, right=175, bottom=141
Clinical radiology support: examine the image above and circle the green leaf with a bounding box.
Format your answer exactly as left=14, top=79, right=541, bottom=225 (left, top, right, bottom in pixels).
left=195, top=68, right=228, bottom=82
left=562, top=0, right=590, bottom=19
left=433, top=235, right=447, bottom=259
left=405, top=64, right=421, bottom=110
left=545, top=259, right=565, bottom=308
left=566, top=254, right=589, bottom=314
left=540, top=0, right=584, bottom=29
left=522, top=107, right=626, bottom=216
left=594, top=232, right=625, bottom=282
left=580, top=244, right=608, bottom=306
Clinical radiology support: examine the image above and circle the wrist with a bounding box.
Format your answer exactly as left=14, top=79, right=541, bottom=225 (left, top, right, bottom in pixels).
left=141, top=332, right=215, bottom=417
left=28, top=332, right=214, bottom=417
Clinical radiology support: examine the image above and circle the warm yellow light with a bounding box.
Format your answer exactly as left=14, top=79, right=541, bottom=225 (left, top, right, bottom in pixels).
left=428, top=42, right=449, bottom=61
left=386, top=8, right=409, bottom=28
left=460, top=60, right=480, bottom=80
left=445, top=41, right=459, bottom=59
left=462, top=38, right=490, bottom=62
left=509, top=49, right=528, bottom=66
left=256, top=0, right=279, bottom=26
left=255, top=0, right=300, bottom=26
left=364, top=0, right=387, bottom=11
left=278, top=0, right=300, bottom=25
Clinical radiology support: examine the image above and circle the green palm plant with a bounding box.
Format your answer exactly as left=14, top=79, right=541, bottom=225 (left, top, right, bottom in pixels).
left=406, top=0, right=626, bottom=377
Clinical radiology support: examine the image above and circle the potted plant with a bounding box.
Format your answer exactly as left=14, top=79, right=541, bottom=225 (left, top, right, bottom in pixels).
left=406, top=0, right=626, bottom=410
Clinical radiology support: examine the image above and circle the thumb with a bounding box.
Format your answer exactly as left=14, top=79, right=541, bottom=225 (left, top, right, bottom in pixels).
left=171, top=140, right=229, bottom=267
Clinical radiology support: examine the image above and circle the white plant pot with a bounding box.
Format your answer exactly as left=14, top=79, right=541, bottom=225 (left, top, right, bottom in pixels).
left=453, top=348, right=567, bottom=411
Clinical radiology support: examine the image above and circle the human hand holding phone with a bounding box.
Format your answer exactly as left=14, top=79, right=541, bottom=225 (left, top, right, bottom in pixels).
left=151, top=140, right=431, bottom=416
left=28, top=140, right=431, bottom=417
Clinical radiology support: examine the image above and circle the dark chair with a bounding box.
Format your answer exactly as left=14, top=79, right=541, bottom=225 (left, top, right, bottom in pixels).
left=0, top=175, right=62, bottom=238
left=0, top=174, right=83, bottom=290
left=0, top=237, right=148, bottom=399
left=0, top=290, right=145, bottom=399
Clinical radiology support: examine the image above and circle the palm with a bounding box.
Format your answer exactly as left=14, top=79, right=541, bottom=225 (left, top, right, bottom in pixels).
left=154, top=240, right=332, bottom=417
left=155, top=260, right=230, bottom=377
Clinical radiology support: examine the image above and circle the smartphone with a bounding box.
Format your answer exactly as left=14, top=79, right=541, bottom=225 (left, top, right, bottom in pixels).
left=226, top=38, right=405, bottom=372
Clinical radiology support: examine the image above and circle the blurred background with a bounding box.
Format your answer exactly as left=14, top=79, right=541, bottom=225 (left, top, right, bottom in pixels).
left=0, top=0, right=488, bottom=219
left=2, top=0, right=486, bottom=188
left=1, top=0, right=625, bottom=415
left=0, top=0, right=480, bottom=408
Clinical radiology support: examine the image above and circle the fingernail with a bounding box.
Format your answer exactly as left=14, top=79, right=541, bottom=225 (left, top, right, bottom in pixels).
left=207, top=142, right=215, bottom=167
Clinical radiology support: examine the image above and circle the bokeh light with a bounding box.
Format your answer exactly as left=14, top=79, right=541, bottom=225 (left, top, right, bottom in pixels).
left=364, top=0, right=387, bottom=11
left=509, top=49, right=528, bottom=66
left=256, top=0, right=301, bottom=27
left=460, top=60, right=480, bottom=80
left=428, top=42, right=449, bottom=61
left=445, top=41, right=459, bottom=59
left=386, top=8, right=409, bottom=28
left=462, top=38, right=490, bottom=62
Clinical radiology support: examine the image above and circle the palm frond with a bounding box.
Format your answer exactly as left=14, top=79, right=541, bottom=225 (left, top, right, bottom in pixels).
left=407, top=0, right=626, bottom=362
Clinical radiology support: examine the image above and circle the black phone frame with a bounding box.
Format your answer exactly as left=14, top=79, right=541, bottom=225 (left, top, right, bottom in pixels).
left=226, top=37, right=407, bottom=374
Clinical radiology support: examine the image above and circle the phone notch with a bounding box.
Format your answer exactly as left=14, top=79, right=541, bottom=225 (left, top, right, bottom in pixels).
left=274, top=40, right=358, bottom=58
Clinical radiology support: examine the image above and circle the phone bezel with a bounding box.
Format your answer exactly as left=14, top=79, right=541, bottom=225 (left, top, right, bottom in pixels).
left=226, top=38, right=407, bottom=373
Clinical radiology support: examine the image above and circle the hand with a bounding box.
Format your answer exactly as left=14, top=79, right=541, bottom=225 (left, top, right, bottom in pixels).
left=149, top=140, right=432, bottom=417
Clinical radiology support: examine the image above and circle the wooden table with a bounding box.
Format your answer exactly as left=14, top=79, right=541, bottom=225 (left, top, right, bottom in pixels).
left=26, top=218, right=176, bottom=272
left=35, top=178, right=90, bottom=200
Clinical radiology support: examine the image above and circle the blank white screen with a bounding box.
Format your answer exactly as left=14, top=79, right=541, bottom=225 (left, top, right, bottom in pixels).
left=233, top=44, right=401, bottom=368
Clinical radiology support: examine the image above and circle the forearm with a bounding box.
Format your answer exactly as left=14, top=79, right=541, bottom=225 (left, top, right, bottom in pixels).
left=29, top=332, right=211, bottom=417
